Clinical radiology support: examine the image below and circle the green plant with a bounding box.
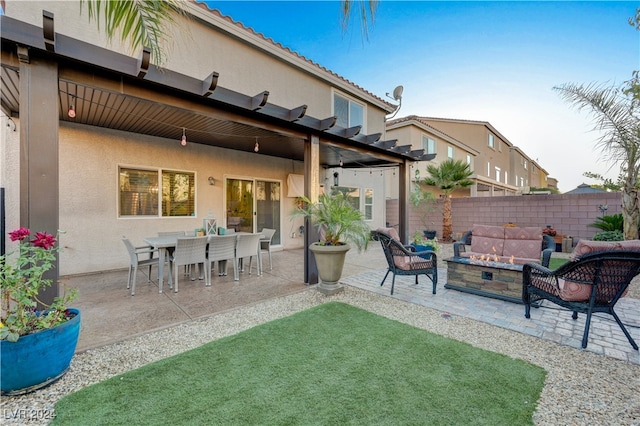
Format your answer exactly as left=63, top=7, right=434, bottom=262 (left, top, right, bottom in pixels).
left=0, top=228, right=77, bottom=342
left=411, top=231, right=439, bottom=252
left=589, top=213, right=624, bottom=232
left=421, top=159, right=474, bottom=241
left=409, top=182, right=437, bottom=230
left=292, top=192, right=370, bottom=251
left=592, top=230, right=624, bottom=241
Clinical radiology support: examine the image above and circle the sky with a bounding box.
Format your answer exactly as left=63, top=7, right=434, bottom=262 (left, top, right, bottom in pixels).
left=204, top=1, right=639, bottom=192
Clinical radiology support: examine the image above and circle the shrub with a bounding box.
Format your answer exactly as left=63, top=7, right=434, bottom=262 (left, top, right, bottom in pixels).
left=592, top=230, right=624, bottom=241
left=589, top=214, right=624, bottom=232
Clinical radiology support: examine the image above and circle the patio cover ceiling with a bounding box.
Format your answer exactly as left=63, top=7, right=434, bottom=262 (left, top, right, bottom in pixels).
left=1, top=14, right=433, bottom=169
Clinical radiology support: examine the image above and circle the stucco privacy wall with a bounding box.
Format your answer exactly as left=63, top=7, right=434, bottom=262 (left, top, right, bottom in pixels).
left=4, top=1, right=389, bottom=135
left=387, top=192, right=623, bottom=243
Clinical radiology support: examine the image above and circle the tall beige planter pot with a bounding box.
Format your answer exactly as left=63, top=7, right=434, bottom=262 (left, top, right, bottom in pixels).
left=309, top=243, right=351, bottom=295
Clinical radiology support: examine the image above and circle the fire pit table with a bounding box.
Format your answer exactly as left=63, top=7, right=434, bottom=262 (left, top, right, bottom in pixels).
left=444, top=257, right=524, bottom=304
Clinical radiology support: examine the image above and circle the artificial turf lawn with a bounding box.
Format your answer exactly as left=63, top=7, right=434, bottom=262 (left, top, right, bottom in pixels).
left=53, top=302, right=546, bottom=425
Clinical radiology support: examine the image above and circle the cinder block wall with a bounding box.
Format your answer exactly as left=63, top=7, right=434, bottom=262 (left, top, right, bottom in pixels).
left=386, top=192, right=623, bottom=243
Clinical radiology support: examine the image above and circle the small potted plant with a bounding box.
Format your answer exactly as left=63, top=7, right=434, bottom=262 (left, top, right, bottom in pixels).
left=293, top=192, right=371, bottom=295
left=410, top=182, right=438, bottom=239
left=1, top=227, right=80, bottom=395
left=411, top=230, right=440, bottom=254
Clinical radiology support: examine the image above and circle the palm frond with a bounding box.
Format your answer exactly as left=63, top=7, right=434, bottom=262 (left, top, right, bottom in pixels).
left=80, top=0, right=186, bottom=65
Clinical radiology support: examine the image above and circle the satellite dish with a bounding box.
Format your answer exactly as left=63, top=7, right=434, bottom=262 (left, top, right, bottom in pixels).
left=385, top=85, right=404, bottom=119
left=392, top=85, right=403, bottom=101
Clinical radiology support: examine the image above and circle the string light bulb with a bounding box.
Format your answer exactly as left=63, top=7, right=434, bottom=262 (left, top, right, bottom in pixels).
left=339, top=156, right=343, bottom=167
left=254, top=138, right=259, bottom=152
left=68, top=97, right=76, bottom=118
left=181, top=128, right=187, bottom=146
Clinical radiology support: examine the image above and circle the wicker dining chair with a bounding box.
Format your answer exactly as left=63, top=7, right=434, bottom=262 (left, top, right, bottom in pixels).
left=206, top=234, right=237, bottom=284
left=122, top=238, right=160, bottom=296
left=259, top=228, right=276, bottom=270
left=169, top=236, right=208, bottom=292
left=234, top=233, right=262, bottom=281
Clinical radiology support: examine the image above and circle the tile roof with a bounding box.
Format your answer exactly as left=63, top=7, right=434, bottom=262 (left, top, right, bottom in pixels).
left=191, top=0, right=394, bottom=109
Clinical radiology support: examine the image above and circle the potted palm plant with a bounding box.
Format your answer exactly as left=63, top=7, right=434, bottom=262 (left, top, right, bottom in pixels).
left=293, top=192, right=371, bottom=295
left=1, top=227, right=80, bottom=395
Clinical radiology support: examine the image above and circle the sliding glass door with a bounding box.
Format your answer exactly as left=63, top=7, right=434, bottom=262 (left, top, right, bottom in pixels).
left=226, top=178, right=281, bottom=245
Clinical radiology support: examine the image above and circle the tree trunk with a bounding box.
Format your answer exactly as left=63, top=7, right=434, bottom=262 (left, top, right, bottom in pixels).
left=442, top=195, right=452, bottom=241
left=622, top=185, right=639, bottom=240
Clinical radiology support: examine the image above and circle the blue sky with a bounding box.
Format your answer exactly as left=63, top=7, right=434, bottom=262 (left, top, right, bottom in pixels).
left=204, top=1, right=639, bottom=192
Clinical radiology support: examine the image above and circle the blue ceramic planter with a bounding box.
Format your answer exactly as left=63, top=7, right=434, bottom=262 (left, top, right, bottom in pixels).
left=1, top=308, right=81, bottom=395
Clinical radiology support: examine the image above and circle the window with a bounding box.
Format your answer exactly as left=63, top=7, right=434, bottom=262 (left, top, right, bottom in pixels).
left=334, top=93, right=364, bottom=129
left=524, top=160, right=528, bottom=170
left=495, top=167, right=501, bottom=182
left=488, top=133, right=494, bottom=148
left=487, top=162, right=491, bottom=177
left=422, top=135, right=436, bottom=154
left=331, top=186, right=360, bottom=211
left=504, top=171, right=508, bottom=185
left=119, top=167, right=195, bottom=217
left=447, top=146, right=454, bottom=159
left=364, top=188, right=373, bottom=220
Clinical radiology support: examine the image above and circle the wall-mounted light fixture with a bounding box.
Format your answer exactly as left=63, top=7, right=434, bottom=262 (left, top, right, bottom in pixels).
left=333, top=171, right=339, bottom=187
left=68, top=97, right=76, bottom=118
left=208, top=176, right=215, bottom=186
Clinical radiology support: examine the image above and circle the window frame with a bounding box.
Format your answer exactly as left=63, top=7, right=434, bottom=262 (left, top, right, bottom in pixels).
left=422, top=135, right=436, bottom=154
left=333, top=90, right=366, bottom=131
left=118, top=165, right=196, bottom=218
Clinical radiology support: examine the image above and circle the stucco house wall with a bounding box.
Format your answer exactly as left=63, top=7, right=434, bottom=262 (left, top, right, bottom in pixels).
left=2, top=1, right=392, bottom=275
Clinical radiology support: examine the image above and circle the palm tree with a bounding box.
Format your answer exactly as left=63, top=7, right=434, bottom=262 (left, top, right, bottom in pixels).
left=421, top=159, right=474, bottom=241
left=554, top=76, right=640, bottom=240
left=340, top=0, right=379, bottom=40
left=80, top=0, right=185, bottom=65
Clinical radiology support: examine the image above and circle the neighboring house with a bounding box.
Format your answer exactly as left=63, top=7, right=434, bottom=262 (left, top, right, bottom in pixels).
left=385, top=115, right=479, bottom=199
left=406, top=117, right=552, bottom=196
left=0, top=1, right=425, bottom=289
left=565, top=183, right=607, bottom=195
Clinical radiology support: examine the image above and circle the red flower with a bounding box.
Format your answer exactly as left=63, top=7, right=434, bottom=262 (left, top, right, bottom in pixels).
left=9, top=227, right=30, bottom=242
left=31, top=232, right=57, bottom=249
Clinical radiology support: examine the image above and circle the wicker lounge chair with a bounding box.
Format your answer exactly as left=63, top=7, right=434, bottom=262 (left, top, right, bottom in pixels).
left=523, top=250, right=640, bottom=349
left=372, top=230, right=438, bottom=296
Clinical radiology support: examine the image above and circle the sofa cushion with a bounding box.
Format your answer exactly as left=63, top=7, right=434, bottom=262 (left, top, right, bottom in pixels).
left=470, top=224, right=505, bottom=257
left=503, top=227, right=543, bottom=260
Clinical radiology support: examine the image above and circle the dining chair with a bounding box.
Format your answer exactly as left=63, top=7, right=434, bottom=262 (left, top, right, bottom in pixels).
left=122, top=237, right=160, bottom=296
left=169, top=236, right=208, bottom=292
left=158, top=231, right=190, bottom=275
left=234, top=233, right=262, bottom=281
left=259, top=228, right=276, bottom=270
left=205, top=234, right=238, bottom=285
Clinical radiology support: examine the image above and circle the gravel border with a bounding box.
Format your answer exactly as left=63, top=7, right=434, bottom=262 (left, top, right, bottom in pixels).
left=1, top=286, right=639, bottom=425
